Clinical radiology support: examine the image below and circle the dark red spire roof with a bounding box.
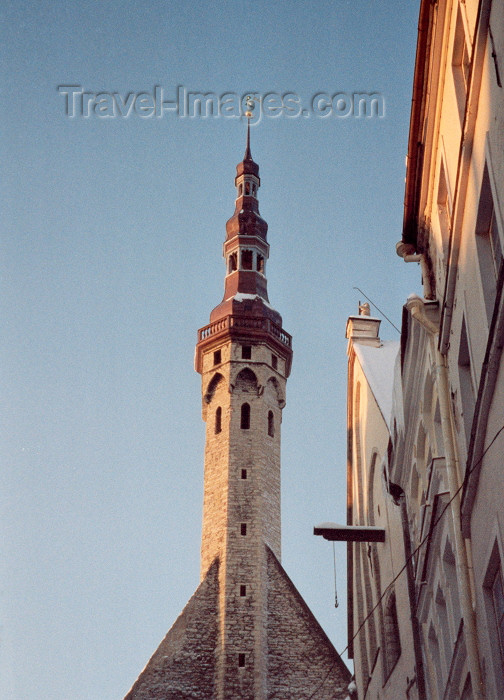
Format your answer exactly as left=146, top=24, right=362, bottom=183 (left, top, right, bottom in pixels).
left=236, top=121, right=259, bottom=178
left=226, top=125, right=267, bottom=242
left=195, top=125, right=292, bottom=376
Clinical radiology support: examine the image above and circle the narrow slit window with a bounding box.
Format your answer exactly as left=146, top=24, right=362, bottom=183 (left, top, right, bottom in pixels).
left=241, top=468, right=248, bottom=480
left=241, top=403, right=250, bottom=429
left=215, top=407, right=222, bottom=434
left=245, top=181, right=250, bottom=195
left=238, top=653, right=246, bottom=668
left=257, top=254, right=264, bottom=272
left=240, top=523, right=247, bottom=536
left=228, top=252, right=237, bottom=273
left=271, top=354, right=278, bottom=370
left=213, top=349, right=221, bottom=365
left=238, top=183, right=243, bottom=196
left=268, top=410, right=274, bottom=437
left=242, top=345, right=252, bottom=359
left=240, top=584, right=247, bottom=597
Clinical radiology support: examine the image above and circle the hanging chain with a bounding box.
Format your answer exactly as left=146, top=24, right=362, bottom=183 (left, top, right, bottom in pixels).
left=333, top=541, right=339, bottom=608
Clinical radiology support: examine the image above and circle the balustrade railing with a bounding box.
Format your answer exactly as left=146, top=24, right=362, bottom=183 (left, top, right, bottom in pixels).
left=198, top=315, right=292, bottom=348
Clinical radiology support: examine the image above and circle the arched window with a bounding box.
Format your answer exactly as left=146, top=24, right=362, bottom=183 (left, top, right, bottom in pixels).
left=215, top=407, right=222, bottom=434
left=235, top=368, right=258, bottom=393
left=241, top=249, right=253, bottom=270
left=268, top=410, right=274, bottom=437
left=245, top=181, right=250, bottom=195
left=228, top=252, right=237, bottom=273
left=241, top=403, right=250, bottom=429
left=204, top=372, right=223, bottom=404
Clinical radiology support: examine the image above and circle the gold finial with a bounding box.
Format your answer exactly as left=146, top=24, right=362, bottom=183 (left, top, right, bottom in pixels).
left=244, top=94, right=256, bottom=119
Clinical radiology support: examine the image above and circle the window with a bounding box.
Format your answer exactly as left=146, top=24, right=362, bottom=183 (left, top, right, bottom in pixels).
left=245, top=181, right=250, bottom=195
left=242, top=345, right=251, bottom=359
left=213, top=349, right=221, bottom=365
left=476, top=163, right=502, bottom=326
left=241, top=468, right=248, bottom=480
left=428, top=623, right=444, bottom=698
left=491, top=567, right=504, bottom=672
left=257, top=254, right=264, bottom=272
left=204, top=373, right=223, bottom=403
left=215, top=407, right=222, bottom=434
left=238, top=184, right=243, bottom=196
left=271, top=354, right=278, bottom=370
left=241, top=249, right=253, bottom=270
left=461, top=675, right=473, bottom=700
left=268, top=410, right=274, bottom=437
left=452, top=7, right=471, bottom=123
left=241, top=403, right=250, bottom=429
left=238, top=653, right=246, bottom=668
left=484, top=542, right=504, bottom=689
left=458, top=317, right=475, bottom=445
left=235, top=368, right=258, bottom=393
left=240, top=523, right=247, bottom=536
left=228, top=252, right=237, bottom=273
left=240, top=584, right=247, bottom=597
left=384, top=590, right=401, bottom=677
left=437, top=160, right=451, bottom=263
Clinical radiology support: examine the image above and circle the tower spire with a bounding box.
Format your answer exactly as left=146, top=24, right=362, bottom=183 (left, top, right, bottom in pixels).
left=197, top=119, right=291, bottom=342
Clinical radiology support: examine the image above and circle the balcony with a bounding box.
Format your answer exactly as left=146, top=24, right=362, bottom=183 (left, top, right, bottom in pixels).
left=198, top=314, right=292, bottom=348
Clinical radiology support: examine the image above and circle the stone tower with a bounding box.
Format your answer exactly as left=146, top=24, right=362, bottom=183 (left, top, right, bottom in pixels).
left=124, top=128, right=351, bottom=700
left=194, top=123, right=293, bottom=698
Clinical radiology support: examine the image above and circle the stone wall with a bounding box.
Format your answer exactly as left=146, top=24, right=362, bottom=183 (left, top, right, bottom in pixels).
left=266, top=548, right=351, bottom=700
left=124, top=559, right=219, bottom=700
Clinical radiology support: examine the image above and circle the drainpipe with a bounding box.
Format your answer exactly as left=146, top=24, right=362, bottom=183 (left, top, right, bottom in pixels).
left=401, top=493, right=427, bottom=700
left=396, top=242, right=433, bottom=300
left=393, top=487, right=427, bottom=700
left=405, top=295, right=484, bottom=699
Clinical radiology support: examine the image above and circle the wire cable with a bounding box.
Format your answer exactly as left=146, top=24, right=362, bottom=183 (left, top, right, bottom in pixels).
left=333, top=541, right=339, bottom=608
left=304, top=424, right=504, bottom=698
left=353, top=286, right=401, bottom=334
left=337, top=422, right=504, bottom=659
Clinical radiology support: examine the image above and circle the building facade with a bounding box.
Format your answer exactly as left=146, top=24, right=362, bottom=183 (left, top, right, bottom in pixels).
left=344, top=0, right=504, bottom=698
left=345, top=308, right=420, bottom=699
left=124, top=130, right=351, bottom=699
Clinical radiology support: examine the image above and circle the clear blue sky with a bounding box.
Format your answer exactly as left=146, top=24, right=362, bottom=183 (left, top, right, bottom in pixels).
left=1, top=1, right=421, bottom=697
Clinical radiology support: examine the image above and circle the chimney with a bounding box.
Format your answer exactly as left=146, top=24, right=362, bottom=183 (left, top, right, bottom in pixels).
left=345, top=302, right=381, bottom=348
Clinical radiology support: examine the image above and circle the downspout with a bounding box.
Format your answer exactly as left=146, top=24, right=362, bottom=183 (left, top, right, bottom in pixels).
left=397, top=489, right=427, bottom=700
left=405, top=295, right=484, bottom=699
left=396, top=242, right=434, bottom=300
